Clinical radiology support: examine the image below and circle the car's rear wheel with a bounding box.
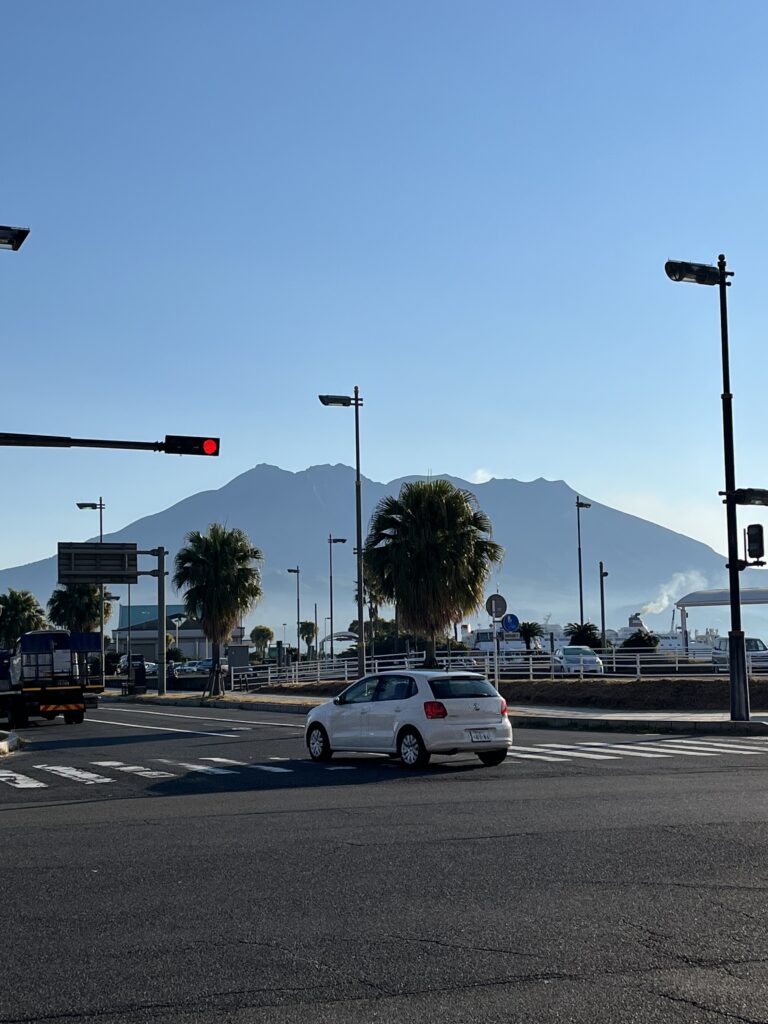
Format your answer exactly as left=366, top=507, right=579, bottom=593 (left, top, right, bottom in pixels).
left=477, top=749, right=508, bottom=767
left=398, top=728, right=430, bottom=768
left=307, top=724, right=333, bottom=762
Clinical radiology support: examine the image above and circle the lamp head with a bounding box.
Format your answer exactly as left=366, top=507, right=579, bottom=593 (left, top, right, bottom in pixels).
left=0, top=226, right=29, bottom=251
left=76, top=502, right=99, bottom=510
left=664, top=260, right=721, bottom=286
left=318, top=394, right=352, bottom=407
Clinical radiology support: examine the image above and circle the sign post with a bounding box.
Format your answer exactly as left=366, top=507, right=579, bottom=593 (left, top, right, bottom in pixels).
left=485, top=594, right=507, bottom=689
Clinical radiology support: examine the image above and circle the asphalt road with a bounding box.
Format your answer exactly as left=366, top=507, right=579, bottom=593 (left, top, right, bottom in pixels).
left=3, top=703, right=768, bottom=1023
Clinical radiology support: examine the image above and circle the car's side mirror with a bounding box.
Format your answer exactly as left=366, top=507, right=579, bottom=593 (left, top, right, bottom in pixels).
left=333, top=696, right=343, bottom=706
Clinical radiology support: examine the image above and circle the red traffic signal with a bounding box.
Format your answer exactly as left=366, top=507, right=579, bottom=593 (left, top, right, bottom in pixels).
left=164, top=435, right=220, bottom=457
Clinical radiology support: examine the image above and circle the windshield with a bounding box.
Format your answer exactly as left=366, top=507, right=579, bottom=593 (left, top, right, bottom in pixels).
left=428, top=675, right=498, bottom=699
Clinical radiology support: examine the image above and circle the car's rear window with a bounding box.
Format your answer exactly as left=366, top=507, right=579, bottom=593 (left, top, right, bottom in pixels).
left=428, top=675, right=497, bottom=699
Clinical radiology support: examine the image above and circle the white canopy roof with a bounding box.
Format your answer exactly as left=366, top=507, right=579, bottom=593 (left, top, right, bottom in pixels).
left=676, top=588, right=768, bottom=609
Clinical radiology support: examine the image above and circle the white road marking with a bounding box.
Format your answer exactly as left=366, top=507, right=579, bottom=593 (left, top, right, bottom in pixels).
left=620, top=743, right=720, bottom=757
left=657, top=739, right=768, bottom=755
left=199, top=757, right=292, bottom=774
left=33, top=765, right=114, bottom=785
left=269, top=756, right=291, bottom=761
left=0, top=769, right=47, bottom=789
left=324, top=766, right=357, bottom=771
left=506, top=751, right=574, bottom=762
left=91, top=761, right=176, bottom=779
left=578, top=743, right=670, bottom=758
left=94, top=708, right=304, bottom=729
left=87, top=718, right=235, bottom=738
left=537, top=744, right=620, bottom=760
left=154, top=759, right=237, bottom=775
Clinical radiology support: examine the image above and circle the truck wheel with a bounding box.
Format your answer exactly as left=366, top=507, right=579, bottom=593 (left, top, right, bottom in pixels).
left=64, top=711, right=84, bottom=725
left=42, top=712, right=57, bottom=721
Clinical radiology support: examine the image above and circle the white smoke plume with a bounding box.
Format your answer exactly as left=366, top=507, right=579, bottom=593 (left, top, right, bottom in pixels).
left=641, top=571, right=708, bottom=616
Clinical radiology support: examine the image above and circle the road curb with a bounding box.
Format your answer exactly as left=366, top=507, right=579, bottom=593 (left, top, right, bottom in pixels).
left=100, top=694, right=768, bottom=734
left=509, top=714, right=768, bottom=735
left=0, top=730, right=21, bottom=755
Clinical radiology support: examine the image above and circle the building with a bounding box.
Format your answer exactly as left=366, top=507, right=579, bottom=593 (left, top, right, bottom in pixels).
left=112, top=605, right=245, bottom=661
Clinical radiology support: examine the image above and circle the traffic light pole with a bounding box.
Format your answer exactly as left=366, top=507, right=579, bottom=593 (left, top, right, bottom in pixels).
left=0, top=432, right=220, bottom=455
left=718, top=255, right=750, bottom=721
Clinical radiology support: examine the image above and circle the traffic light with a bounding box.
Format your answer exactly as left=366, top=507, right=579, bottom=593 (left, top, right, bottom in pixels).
left=747, top=524, right=764, bottom=560
left=164, top=435, right=220, bottom=456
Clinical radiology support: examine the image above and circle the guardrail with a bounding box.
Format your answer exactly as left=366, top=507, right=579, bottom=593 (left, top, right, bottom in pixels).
left=228, top=646, right=768, bottom=690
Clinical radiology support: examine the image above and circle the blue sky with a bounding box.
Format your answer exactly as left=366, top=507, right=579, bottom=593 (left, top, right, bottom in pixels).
left=2, top=0, right=768, bottom=568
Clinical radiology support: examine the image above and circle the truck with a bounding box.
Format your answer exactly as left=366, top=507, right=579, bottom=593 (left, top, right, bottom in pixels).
left=0, top=630, right=86, bottom=728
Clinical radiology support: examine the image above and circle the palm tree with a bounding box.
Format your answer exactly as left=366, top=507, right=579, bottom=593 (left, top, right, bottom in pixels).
left=564, top=621, right=602, bottom=650
left=620, top=630, right=659, bottom=650
left=48, top=583, right=112, bottom=634
left=249, top=625, right=274, bottom=661
left=173, top=524, right=263, bottom=697
left=519, top=621, right=545, bottom=651
left=0, top=588, right=47, bottom=648
left=364, top=479, right=503, bottom=668
left=299, top=620, right=317, bottom=658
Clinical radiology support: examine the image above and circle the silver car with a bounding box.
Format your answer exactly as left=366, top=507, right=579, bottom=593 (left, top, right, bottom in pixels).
left=552, top=646, right=604, bottom=676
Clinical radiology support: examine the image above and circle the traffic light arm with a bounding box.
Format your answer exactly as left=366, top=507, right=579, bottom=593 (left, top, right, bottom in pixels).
left=0, top=432, right=220, bottom=455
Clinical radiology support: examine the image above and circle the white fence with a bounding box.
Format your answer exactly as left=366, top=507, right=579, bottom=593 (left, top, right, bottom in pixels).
left=228, top=646, right=768, bottom=690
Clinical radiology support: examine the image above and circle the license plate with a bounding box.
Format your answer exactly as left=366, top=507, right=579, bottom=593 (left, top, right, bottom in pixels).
left=470, top=730, right=492, bottom=743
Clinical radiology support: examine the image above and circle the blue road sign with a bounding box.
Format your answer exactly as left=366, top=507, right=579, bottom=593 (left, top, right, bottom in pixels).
left=501, top=613, right=520, bottom=632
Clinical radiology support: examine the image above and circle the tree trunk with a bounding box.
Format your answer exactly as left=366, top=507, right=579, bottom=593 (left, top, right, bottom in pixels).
left=423, top=634, right=438, bottom=669
left=210, top=640, right=222, bottom=697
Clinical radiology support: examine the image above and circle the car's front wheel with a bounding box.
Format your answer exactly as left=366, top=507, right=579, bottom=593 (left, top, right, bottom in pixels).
left=477, top=749, right=508, bottom=767
left=307, top=724, right=333, bottom=762
left=398, top=728, right=430, bottom=768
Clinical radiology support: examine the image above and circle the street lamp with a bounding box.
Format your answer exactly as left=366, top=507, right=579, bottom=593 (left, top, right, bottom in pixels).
left=77, top=497, right=106, bottom=691
left=599, top=562, right=608, bottom=652
left=665, top=253, right=749, bottom=721
left=575, top=496, right=591, bottom=624
left=328, top=535, right=347, bottom=662
left=287, top=568, right=300, bottom=664
left=319, top=387, right=365, bottom=678
left=171, top=615, right=185, bottom=650
left=0, top=225, right=29, bottom=251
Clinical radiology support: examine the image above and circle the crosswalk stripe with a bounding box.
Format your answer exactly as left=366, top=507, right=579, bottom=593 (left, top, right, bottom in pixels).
left=154, top=759, right=237, bottom=775
left=614, top=743, right=719, bottom=757
left=506, top=751, right=574, bottom=762
left=578, top=743, right=669, bottom=759
left=538, top=744, right=620, bottom=760
left=91, top=761, right=176, bottom=778
left=0, top=769, right=47, bottom=789
left=33, top=765, right=114, bottom=785
left=199, top=757, right=292, bottom=774
left=656, top=739, right=768, bottom=755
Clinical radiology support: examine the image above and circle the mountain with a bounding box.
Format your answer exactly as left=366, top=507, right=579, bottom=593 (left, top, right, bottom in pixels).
left=0, top=464, right=756, bottom=637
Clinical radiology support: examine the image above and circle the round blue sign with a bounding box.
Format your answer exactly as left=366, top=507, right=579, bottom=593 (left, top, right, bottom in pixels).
left=501, top=613, right=520, bottom=632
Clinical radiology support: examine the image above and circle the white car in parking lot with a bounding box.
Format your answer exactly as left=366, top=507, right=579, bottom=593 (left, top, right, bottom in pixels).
left=305, top=670, right=512, bottom=768
left=552, top=646, right=604, bottom=676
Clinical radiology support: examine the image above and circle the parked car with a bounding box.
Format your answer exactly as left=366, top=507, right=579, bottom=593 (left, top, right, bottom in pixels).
left=117, top=654, right=145, bottom=675
left=197, top=658, right=228, bottom=674
left=175, top=660, right=202, bottom=675
left=305, top=670, right=512, bottom=768
left=712, top=636, right=768, bottom=673
left=552, top=646, right=604, bottom=676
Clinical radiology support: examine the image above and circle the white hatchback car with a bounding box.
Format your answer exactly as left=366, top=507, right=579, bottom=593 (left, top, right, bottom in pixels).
left=552, top=646, right=604, bottom=676
left=305, top=670, right=512, bottom=768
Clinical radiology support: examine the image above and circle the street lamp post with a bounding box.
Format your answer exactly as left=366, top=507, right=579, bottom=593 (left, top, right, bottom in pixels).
left=665, top=254, right=749, bottom=721
left=287, top=568, right=300, bottom=666
left=575, top=496, right=591, bottom=624
left=319, top=387, right=365, bottom=678
left=599, top=562, right=608, bottom=652
left=328, top=535, right=347, bottom=662
left=76, top=497, right=106, bottom=691
left=171, top=615, right=185, bottom=651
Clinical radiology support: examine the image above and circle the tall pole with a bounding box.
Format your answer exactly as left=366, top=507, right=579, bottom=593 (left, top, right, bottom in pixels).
left=98, top=497, right=105, bottom=691
left=157, top=547, right=167, bottom=696
left=329, top=535, right=335, bottom=663
left=718, top=254, right=749, bottom=720
left=127, top=583, right=131, bottom=668
left=576, top=496, right=584, bottom=624
left=599, top=561, right=607, bottom=652
left=354, top=386, right=365, bottom=678
left=295, top=567, right=301, bottom=664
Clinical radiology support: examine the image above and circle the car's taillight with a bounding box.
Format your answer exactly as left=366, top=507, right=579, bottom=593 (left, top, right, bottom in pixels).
left=424, top=700, right=448, bottom=719
left=500, top=697, right=507, bottom=717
